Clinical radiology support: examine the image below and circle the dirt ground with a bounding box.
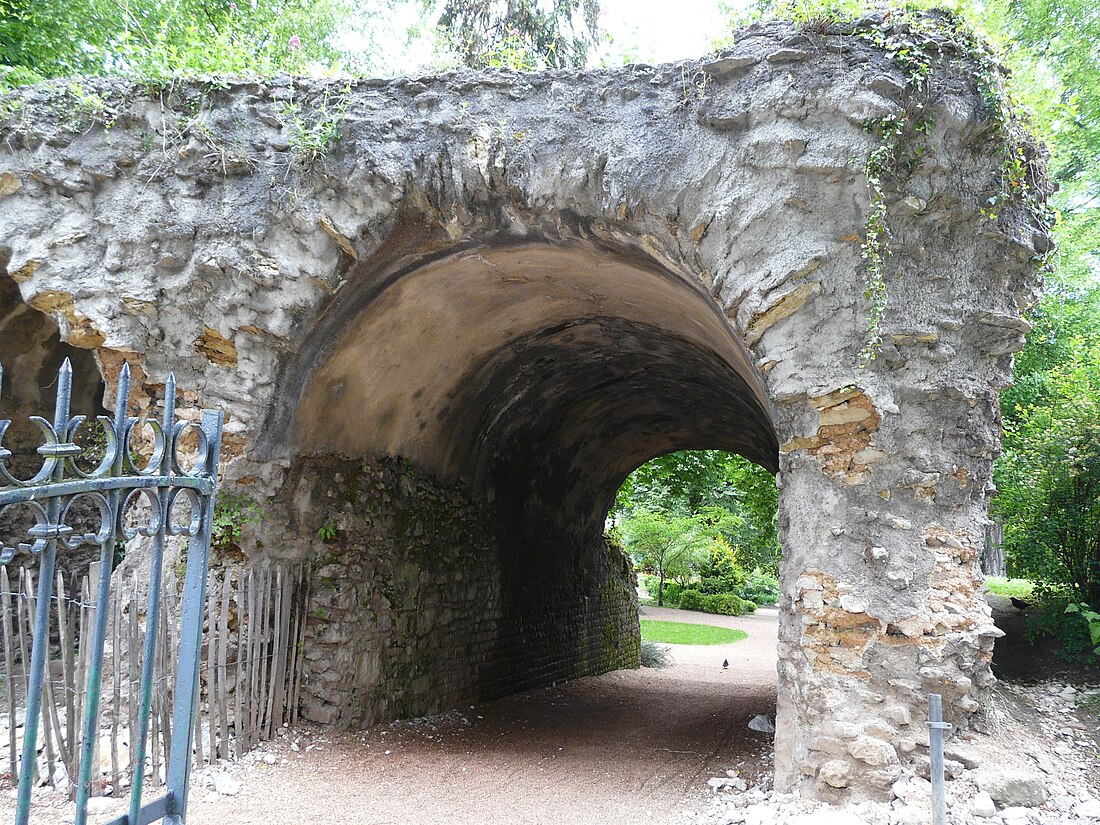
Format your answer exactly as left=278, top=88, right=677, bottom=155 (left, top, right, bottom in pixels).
left=988, top=592, right=1100, bottom=683
left=5, top=606, right=780, bottom=825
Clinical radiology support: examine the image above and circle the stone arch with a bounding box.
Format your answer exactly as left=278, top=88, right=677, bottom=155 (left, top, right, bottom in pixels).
left=277, top=235, right=777, bottom=522
left=0, top=16, right=1051, bottom=799
left=0, top=275, right=106, bottom=466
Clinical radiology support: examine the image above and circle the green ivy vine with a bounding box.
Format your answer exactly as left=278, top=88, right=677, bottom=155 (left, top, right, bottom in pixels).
left=836, top=10, right=1051, bottom=367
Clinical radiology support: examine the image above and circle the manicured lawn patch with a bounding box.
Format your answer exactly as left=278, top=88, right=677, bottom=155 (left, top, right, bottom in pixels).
left=985, top=577, right=1036, bottom=599
left=640, top=619, right=747, bottom=646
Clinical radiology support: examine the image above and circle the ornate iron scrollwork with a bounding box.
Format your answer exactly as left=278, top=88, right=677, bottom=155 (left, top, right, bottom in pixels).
left=0, top=360, right=223, bottom=825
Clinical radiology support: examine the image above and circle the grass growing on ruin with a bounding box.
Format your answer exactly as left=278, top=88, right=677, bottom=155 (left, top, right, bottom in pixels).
left=640, top=620, right=747, bottom=646
left=985, top=577, right=1036, bottom=599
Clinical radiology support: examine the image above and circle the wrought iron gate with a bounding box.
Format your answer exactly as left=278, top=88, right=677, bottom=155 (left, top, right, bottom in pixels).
left=0, top=360, right=222, bottom=825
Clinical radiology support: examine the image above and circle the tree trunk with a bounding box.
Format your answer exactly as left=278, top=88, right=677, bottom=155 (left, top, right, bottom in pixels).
left=980, top=521, right=1005, bottom=577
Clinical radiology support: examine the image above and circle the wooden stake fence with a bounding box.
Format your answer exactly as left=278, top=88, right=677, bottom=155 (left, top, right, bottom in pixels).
left=0, top=563, right=309, bottom=795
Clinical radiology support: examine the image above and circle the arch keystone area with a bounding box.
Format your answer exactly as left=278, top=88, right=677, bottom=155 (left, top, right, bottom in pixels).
left=0, top=16, right=1051, bottom=798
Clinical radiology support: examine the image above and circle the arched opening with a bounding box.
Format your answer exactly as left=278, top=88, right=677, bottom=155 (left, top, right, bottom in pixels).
left=274, top=236, right=780, bottom=729
left=614, top=449, right=781, bottom=782
left=0, top=277, right=106, bottom=458
left=0, top=275, right=109, bottom=571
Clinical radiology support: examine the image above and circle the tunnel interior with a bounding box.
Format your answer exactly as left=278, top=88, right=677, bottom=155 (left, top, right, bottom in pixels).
left=282, top=240, right=780, bottom=727
left=0, top=276, right=106, bottom=449
left=0, top=275, right=108, bottom=571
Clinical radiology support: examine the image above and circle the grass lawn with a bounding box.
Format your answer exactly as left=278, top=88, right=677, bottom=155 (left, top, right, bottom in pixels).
left=985, top=576, right=1036, bottom=599
left=640, top=619, right=747, bottom=646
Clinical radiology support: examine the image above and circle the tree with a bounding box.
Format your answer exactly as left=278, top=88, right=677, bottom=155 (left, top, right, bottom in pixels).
left=995, top=300, right=1100, bottom=606
left=621, top=509, right=708, bottom=607
left=613, top=450, right=780, bottom=575
left=426, top=0, right=599, bottom=69
left=0, top=0, right=383, bottom=83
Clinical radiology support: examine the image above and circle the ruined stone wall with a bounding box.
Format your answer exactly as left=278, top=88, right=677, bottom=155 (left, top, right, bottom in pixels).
left=0, top=14, right=1051, bottom=799
left=274, top=456, right=638, bottom=728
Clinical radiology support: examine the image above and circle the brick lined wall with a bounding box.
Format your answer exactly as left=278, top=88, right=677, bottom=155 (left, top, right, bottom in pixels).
left=288, top=457, right=639, bottom=728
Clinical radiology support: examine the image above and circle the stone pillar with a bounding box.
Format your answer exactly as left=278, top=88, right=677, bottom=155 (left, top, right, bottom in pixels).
left=772, top=386, right=1006, bottom=798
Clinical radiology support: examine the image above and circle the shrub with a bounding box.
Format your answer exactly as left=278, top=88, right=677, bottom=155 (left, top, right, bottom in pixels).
left=640, top=640, right=672, bottom=668
left=678, top=589, right=706, bottom=611
left=702, top=592, right=755, bottom=616
left=697, top=576, right=730, bottom=595
left=1066, top=602, right=1100, bottom=657
left=642, top=575, right=682, bottom=605
left=740, top=568, right=780, bottom=605
left=1026, top=583, right=1098, bottom=661
left=678, top=589, right=755, bottom=616
left=697, top=538, right=747, bottom=593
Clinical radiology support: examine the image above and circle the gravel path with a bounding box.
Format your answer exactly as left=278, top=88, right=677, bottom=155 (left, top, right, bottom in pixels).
left=0, top=606, right=779, bottom=825
left=0, top=607, right=778, bottom=825
left=180, top=606, right=779, bottom=825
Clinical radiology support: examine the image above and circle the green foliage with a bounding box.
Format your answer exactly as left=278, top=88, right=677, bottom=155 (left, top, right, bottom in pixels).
left=639, top=618, right=747, bottom=645
left=677, top=588, right=706, bottom=612
left=1066, top=602, right=1100, bottom=656
left=984, top=576, right=1036, bottom=599
left=621, top=508, right=708, bottom=606
left=0, top=0, right=370, bottom=85
left=1025, top=582, right=1098, bottom=661
left=613, top=450, right=780, bottom=575
left=317, top=519, right=338, bottom=541
left=740, top=568, right=780, bottom=605
left=703, top=592, right=755, bottom=616
left=642, top=575, right=682, bottom=605
left=994, top=313, right=1100, bottom=605
left=696, top=536, right=747, bottom=594
left=677, top=589, right=754, bottom=616
left=428, top=0, right=600, bottom=70
left=639, top=639, right=673, bottom=668
left=210, top=491, right=262, bottom=555
left=276, top=85, right=349, bottom=165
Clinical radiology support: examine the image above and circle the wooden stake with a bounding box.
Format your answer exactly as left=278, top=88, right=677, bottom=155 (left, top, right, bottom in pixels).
left=1, top=567, right=18, bottom=785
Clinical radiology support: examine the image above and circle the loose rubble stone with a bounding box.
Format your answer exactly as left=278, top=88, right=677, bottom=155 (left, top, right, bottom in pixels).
left=975, top=769, right=1049, bottom=808
left=1076, top=799, right=1100, bottom=820
left=212, top=773, right=242, bottom=797
left=972, top=790, right=997, bottom=817
left=749, top=715, right=776, bottom=734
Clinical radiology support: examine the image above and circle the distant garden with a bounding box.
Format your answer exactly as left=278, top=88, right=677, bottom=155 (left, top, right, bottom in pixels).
left=609, top=451, right=780, bottom=617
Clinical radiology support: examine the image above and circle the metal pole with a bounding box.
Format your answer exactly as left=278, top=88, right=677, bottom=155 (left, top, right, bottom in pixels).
left=16, top=360, right=74, bottom=825
left=128, top=374, right=176, bottom=825
left=165, top=409, right=222, bottom=825
left=74, top=364, right=130, bottom=825
left=927, top=693, right=953, bottom=825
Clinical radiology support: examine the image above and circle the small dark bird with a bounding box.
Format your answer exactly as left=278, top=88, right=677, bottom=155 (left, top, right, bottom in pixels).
left=722, top=659, right=729, bottom=669
left=1010, top=596, right=1031, bottom=610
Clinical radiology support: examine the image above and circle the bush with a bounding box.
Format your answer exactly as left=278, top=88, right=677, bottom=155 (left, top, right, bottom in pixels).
left=1025, top=583, right=1099, bottom=661
left=740, top=568, right=780, bottom=605
left=661, top=582, right=682, bottom=605
left=678, top=589, right=705, bottom=611
left=1066, top=602, right=1100, bottom=657
left=697, top=576, right=730, bottom=595
left=642, top=575, right=682, bottom=605
left=640, top=640, right=673, bottom=668
left=702, top=592, right=755, bottom=616
left=678, top=589, right=755, bottom=616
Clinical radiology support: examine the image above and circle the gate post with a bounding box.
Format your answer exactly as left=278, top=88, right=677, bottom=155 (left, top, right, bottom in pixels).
left=165, top=409, right=223, bottom=825
left=0, top=362, right=223, bottom=825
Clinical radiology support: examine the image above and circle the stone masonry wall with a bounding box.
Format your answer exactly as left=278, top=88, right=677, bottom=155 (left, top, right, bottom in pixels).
left=0, top=14, right=1051, bottom=799
left=274, top=456, right=638, bottom=728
